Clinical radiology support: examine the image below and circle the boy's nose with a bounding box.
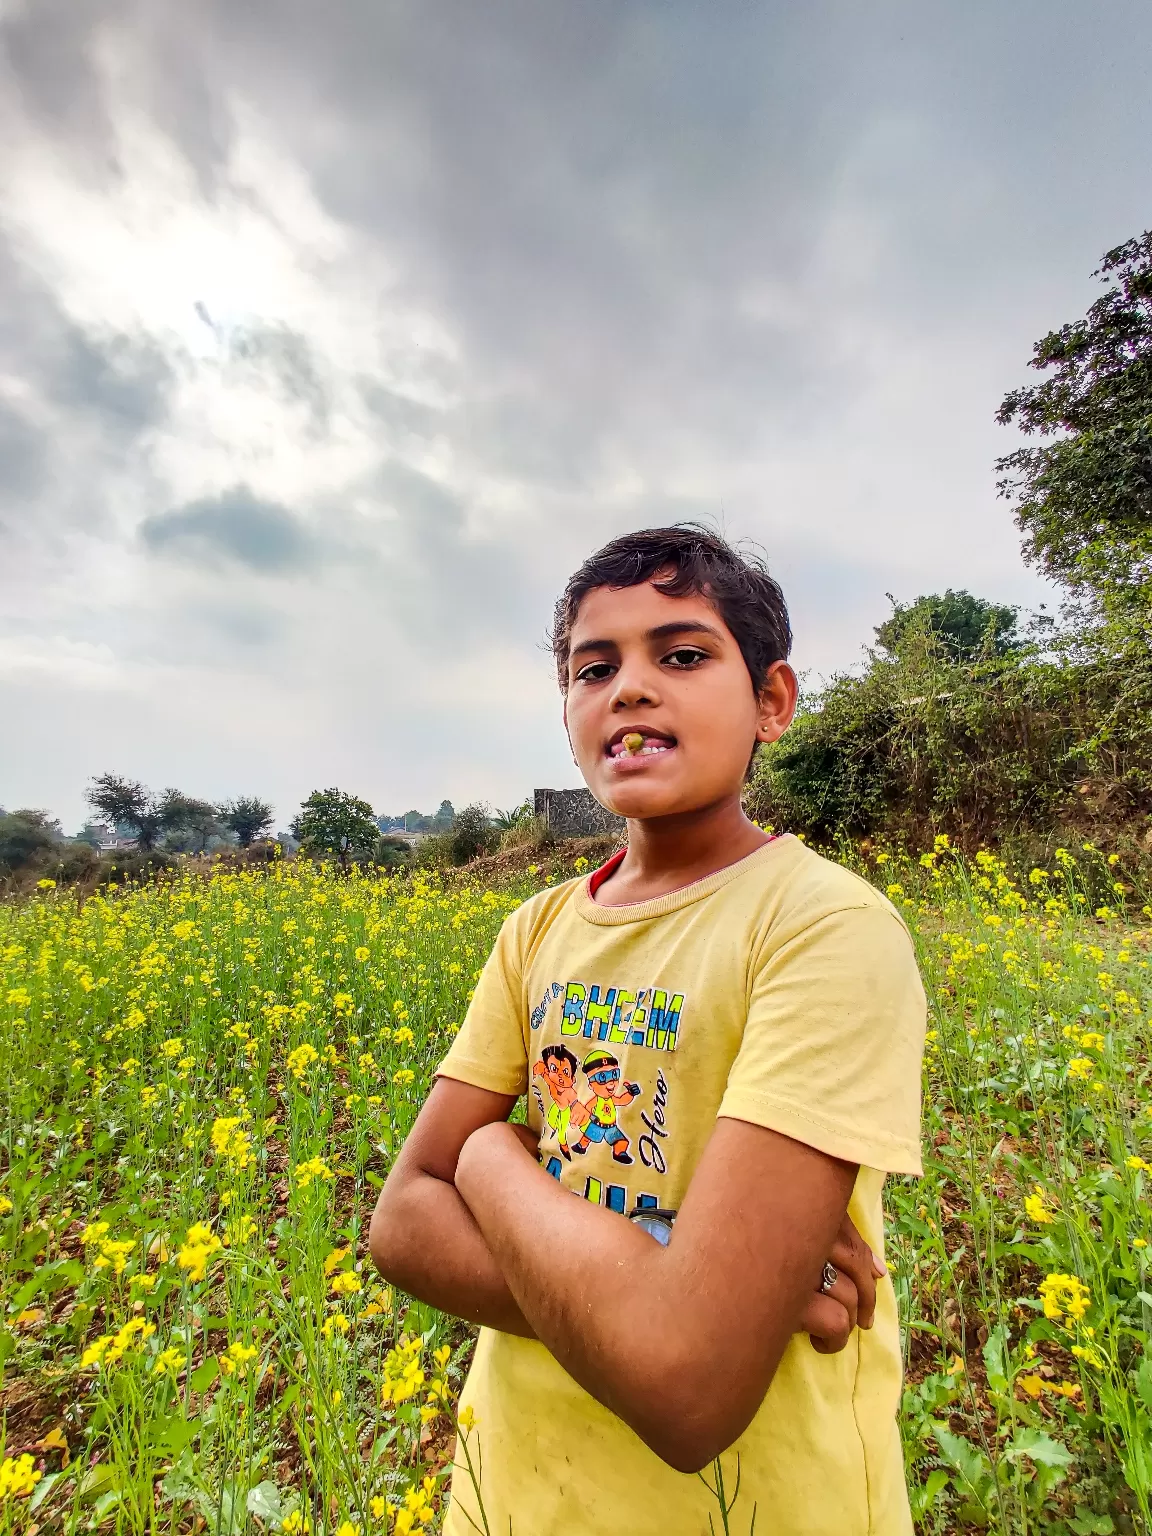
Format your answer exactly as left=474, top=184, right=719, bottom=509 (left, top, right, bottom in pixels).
left=609, top=663, right=660, bottom=711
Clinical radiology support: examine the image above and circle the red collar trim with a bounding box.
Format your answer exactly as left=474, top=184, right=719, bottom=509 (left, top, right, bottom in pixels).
left=587, top=847, right=627, bottom=898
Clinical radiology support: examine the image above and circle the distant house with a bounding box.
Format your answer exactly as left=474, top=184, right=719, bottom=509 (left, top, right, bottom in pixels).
left=86, top=823, right=136, bottom=852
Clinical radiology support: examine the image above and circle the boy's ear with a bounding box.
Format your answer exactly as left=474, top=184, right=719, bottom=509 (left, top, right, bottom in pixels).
left=755, top=661, right=798, bottom=746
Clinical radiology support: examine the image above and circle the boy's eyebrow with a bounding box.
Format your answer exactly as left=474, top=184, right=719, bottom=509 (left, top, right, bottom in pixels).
left=569, top=619, right=725, bottom=661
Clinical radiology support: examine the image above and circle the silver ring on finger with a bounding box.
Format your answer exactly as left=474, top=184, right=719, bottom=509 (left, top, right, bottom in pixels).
left=821, top=1261, right=838, bottom=1295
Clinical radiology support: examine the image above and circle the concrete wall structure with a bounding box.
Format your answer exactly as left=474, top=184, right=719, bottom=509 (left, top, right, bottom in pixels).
left=533, top=788, right=625, bottom=839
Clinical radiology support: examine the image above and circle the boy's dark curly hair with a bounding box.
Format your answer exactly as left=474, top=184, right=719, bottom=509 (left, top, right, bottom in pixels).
left=550, top=524, right=791, bottom=692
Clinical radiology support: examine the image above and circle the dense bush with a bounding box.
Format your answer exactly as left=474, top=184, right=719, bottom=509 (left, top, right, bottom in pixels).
left=749, top=626, right=1152, bottom=852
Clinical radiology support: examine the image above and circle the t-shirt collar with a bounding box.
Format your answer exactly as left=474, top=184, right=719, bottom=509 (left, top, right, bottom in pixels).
left=577, top=835, right=789, bottom=926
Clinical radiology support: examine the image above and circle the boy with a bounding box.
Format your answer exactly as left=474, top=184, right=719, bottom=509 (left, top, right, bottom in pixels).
left=370, top=527, right=925, bottom=1534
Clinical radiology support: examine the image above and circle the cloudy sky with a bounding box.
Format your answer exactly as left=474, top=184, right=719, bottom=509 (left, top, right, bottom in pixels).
left=2, top=0, right=1150, bottom=832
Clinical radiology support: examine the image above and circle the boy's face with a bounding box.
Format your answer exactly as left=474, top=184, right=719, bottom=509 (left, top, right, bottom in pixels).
left=562, top=579, right=796, bottom=821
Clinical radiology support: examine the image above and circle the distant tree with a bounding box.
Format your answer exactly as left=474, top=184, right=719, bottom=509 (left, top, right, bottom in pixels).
left=492, top=801, right=533, bottom=831
left=160, top=794, right=222, bottom=853
left=220, top=797, right=275, bottom=848
left=433, top=799, right=456, bottom=829
left=86, top=775, right=218, bottom=850
left=86, top=775, right=178, bottom=850
left=0, top=809, right=61, bottom=873
left=375, top=834, right=411, bottom=869
left=875, top=591, right=1019, bottom=662
left=291, top=788, right=379, bottom=870
left=448, top=803, right=499, bottom=865
left=996, top=230, right=1152, bottom=606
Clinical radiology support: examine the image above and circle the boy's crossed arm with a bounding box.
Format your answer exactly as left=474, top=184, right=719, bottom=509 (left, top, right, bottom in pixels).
left=370, top=1077, right=878, bottom=1472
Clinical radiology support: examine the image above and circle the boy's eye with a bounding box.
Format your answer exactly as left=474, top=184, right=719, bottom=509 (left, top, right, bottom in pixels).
left=663, top=647, right=708, bottom=669
left=574, top=661, right=616, bottom=684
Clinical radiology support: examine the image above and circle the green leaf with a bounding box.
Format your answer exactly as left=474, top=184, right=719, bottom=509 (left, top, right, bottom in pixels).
left=932, top=1423, right=994, bottom=1503
left=190, top=1356, right=219, bottom=1392
left=1070, top=1510, right=1114, bottom=1535
left=78, top=1462, right=122, bottom=1505
left=28, top=1470, right=64, bottom=1513
left=982, top=1324, right=1009, bottom=1395
left=149, top=1414, right=200, bottom=1456
left=247, top=1480, right=284, bottom=1523
left=1135, top=1355, right=1152, bottom=1413
left=1005, top=1426, right=1076, bottom=1469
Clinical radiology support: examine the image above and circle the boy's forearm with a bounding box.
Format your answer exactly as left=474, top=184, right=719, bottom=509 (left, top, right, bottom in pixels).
left=454, top=1125, right=778, bottom=1462
left=368, top=1168, right=535, bottom=1337
left=455, top=1120, right=856, bottom=1471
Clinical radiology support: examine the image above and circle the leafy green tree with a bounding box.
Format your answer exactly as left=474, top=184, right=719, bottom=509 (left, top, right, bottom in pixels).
left=291, top=788, right=379, bottom=870
left=432, top=799, right=456, bottom=829
left=996, top=230, right=1152, bottom=605
left=449, top=803, right=499, bottom=864
left=86, top=775, right=190, bottom=851
left=875, top=590, right=1019, bottom=662
left=492, top=800, right=533, bottom=831
left=0, top=809, right=61, bottom=873
left=160, top=795, right=222, bottom=853
left=220, top=797, right=275, bottom=848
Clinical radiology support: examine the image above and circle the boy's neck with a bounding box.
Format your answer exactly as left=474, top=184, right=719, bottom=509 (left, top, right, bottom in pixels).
left=595, top=795, right=770, bottom=906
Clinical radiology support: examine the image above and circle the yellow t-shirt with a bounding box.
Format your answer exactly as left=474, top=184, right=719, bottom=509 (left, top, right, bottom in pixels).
left=437, top=835, right=925, bottom=1536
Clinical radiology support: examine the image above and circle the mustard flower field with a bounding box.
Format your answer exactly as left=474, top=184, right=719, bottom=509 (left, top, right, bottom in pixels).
left=1, top=845, right=1150, bottom=1535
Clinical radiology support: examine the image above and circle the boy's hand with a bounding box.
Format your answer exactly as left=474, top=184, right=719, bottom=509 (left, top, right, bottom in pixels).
left=508, top=1121, right=540, bottom=1158
left=799, top=1214, right=886, bottom=1354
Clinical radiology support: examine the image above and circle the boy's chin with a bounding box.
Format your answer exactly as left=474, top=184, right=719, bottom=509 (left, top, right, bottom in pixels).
left=594, top=780, right=698, bottom=821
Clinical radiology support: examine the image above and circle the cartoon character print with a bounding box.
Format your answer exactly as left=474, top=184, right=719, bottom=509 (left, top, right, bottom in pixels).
left=572, top=1048, right=643, bottom=1166
left=532, top=1043, right=591, bottom=1162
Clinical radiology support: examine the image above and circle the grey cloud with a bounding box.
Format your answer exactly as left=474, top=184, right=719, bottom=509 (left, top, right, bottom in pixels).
left=226, top=321, right=331, bottom=431
left=140, top=487, right=316, bottom=573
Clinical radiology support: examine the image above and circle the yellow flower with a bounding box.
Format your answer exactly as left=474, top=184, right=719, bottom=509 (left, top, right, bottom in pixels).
left=370, top=1496, right=387, bottom=1520
left=1067, top=1057, right=1094, bottom=1081
left=211, top=1116, right=254, bottom=1172
left=331, top=1271, right=362, bottom=1296
left=281, top=1513, right=311, bottom=1534
left=218, top=1340, right=258, bottom=1377
left=1071, top=1342, right=1105, bottom=1368
left=1134, top=1238, right=1148, bottom=1250
left=0, top=1452, right=42, bottom=1499
left=1017, top=1374, right=1044, bottom=1398
left=293, top=1155, right=335, bottom=1189
left=323, top=1246, right=351, bottom=1276
left=177, top=1222, right=223, bottom=1283
left=321, top=1312, right=350, bottom=1339
left=1038, top=1272, right=1090, bottom=1322
left=1128, top=1156, right=1151, bottom=1172
left=355, top=946, right=370, bottom=962
left=153, top=1346, right=184, bottom=1375
left=287, top=1043, right=319, bottom=1080
left=1024, top=1188, right=1056, bottom=1225
left=458, top=1404, right=477, bottom=1432
left=334, top=1523, right=360, bottom=1536
left=0, top=1196, right=12, bottom=1216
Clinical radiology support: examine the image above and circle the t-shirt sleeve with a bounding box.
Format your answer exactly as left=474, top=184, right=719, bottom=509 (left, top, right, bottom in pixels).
left=719, top=903, right=925, bottom=1175
left=434, top=911, right=529, bottom=1097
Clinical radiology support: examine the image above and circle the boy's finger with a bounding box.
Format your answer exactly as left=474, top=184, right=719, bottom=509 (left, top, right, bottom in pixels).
left=802, top=1295, right=852, bottom=1355
left=827, top=1235, right=875, bottom=1330
left=820, top=1271, right=859, bottom=1333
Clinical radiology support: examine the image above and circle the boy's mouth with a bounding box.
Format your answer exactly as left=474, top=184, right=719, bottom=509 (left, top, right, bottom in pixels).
left=605, top=727, right=678, bottom=761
